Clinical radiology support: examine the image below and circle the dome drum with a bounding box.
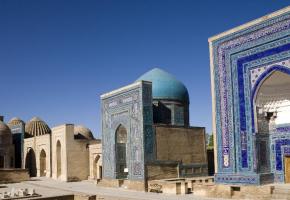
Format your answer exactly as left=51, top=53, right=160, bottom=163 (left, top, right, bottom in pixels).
left=8, top=117, right=25, bottom=128
left=137, top=68, right=190, bottom=126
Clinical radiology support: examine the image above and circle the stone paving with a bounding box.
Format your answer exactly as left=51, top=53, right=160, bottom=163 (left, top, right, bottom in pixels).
left=0, top=177, right=224, bottom=200
left=0, top=179, right=73, bottom=198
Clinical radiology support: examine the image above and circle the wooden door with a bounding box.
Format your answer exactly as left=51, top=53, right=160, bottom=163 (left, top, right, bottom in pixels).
left=284, top=156, right=290, bottom=183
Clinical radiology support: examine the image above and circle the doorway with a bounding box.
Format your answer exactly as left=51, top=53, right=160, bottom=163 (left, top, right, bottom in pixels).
left=25, top=149, right=37, bottom=177
left=56, top=140, right=62, bottom=178
left=39, top=149, right=46, bottom=177
left=254, top=70, right=290, bottom=173
left=285, top=156, right=290, bottom=183
left=0, top=156, right=4, bottom=168
left=94, top=155, right=100, bottom=179
left=115, top=124, right=128, bottom=179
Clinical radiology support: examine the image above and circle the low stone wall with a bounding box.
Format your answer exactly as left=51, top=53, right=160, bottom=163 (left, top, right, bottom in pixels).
left=99, top=179, right=146, bottom=191
left=122, top=180, right=146, bottom=191
left=180, top=163, right=208, bottom=178
left=146, top=162, right=179, bottom=180
left=192, top=184, right=274, bottom=199
left=148, top=179, right=188, bottom=195
left=0, top=169, right=29, bottom=183
left=98, top=179, right=120, bottom=188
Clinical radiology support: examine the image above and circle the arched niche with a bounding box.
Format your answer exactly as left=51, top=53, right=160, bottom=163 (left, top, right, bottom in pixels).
left=56, top=140, right=62, bottom=178
left=39, top=149, right=46, bottom=177
left=115, top=124, right=128, bottom=179
left=254, top=70, right=290, bottom=133
left=25, top=148, right=37, bottom=177
left=253, top=69, right=290, bottom=173
left=94, top=155, right=101, bottom=180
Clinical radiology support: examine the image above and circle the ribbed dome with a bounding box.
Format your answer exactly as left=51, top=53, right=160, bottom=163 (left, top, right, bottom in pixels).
left=136, top=68, right=190, bottom=103
left=74, top=125, right=94, bottom=140
left=8, top=117, right=24, bottom=127
left=25, top=117, right=51, bottom=137
left=0, top=121, right=12, bottom=136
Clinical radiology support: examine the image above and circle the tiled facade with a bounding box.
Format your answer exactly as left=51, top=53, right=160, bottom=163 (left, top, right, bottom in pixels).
left=209, top=7, right=290, bottom=184
left=101, top=81, right=154, bottom=181
left=100, top=70, right=208, bottom=190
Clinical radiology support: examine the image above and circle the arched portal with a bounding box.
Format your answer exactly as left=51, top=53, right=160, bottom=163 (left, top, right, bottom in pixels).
left=25, top=148, right=37, bottom=177
left=39, top=149, right=46, bottom=177
left=0, top=155, right=4, bottom=168
left=56, top=140, right=62, bottom=178
left=254, top=70, right=290, bottom=175
left=115, top=125, right=128, bottom=179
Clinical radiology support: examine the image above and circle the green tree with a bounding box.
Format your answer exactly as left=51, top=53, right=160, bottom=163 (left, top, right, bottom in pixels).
left=207, top=134, right=214, bottom=149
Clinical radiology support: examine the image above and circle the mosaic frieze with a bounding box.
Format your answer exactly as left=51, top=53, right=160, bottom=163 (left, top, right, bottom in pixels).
left=250, top=59, right=290, bottom=88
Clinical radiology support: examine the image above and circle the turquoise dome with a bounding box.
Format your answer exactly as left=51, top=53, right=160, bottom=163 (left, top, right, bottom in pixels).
left=136, top=68, right=189, bottom=103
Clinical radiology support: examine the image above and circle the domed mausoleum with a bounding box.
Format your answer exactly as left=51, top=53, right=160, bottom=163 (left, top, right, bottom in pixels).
left=101, top=68, right=207, bottom=191
left=136, top=68, right=189, bottom=126
left=22, top=116, right=98, bottom=181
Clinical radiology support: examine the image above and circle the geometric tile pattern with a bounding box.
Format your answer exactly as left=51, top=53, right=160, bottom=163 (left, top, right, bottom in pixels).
left=250, top=59, right=290, bottom=89
left=211, top=9, right=290, bottom=184
left=101, top=81, right=153, bottom=180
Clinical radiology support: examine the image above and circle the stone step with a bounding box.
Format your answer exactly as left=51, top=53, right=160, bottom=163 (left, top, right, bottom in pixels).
left=271, top=193, right=290, bottom=200
left=273, top=188, right=290, bottom=195
left=238, top=195, right=272, bottom=200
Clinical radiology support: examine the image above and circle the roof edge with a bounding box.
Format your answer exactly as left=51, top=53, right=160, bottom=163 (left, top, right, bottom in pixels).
left=100, top=80, right=152, bottom=99
left=208, top=6, right=290, bottom=43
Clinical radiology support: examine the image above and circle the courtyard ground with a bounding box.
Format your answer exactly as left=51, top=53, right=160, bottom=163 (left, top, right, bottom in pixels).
left=0, top=177, right=224, bottom=200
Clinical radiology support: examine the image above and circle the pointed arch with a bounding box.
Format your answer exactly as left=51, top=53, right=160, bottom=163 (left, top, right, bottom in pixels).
left=94, top=155, right=101, bottom=179
left=39, top=149, right=46, bottom=177
left=115, top=124, right=128, bottom=144
left=115, top=124, right=128, bottom=179
left=25, top=148, right=37, bottom=177
left=251, top=65, right=290, bottom=132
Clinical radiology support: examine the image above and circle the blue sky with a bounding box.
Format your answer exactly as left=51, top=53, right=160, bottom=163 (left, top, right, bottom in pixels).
left=0, top=0, right=289, bottom=138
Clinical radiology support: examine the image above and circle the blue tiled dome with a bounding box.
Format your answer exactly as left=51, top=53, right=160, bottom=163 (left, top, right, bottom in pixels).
left=136, top=68, right=189, bottom=103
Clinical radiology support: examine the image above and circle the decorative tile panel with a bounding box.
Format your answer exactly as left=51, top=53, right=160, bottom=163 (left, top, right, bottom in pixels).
left=210, top=9, right=290, bottom=184
left=101, top=81, right=153, bottom=180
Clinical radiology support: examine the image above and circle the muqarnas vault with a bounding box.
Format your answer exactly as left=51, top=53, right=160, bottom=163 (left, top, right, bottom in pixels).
left=209, top=7, right=290, bottom=184
left=101, top=68, right=208, bottom=191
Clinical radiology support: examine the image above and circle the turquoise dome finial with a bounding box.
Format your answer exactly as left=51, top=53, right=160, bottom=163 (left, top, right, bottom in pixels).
left=136, top=68, right=189, bottom=103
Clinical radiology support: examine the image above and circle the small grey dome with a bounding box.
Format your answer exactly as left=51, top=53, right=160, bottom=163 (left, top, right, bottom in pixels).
left=25, top=117, right=51, bottom=137
left=0, top=121, right=13, bottom=145
left=0, top=121, right=12, bottom=136
left=74, top=125, right=94, bottom=140
left=8, top=117, right=24, bottom=127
